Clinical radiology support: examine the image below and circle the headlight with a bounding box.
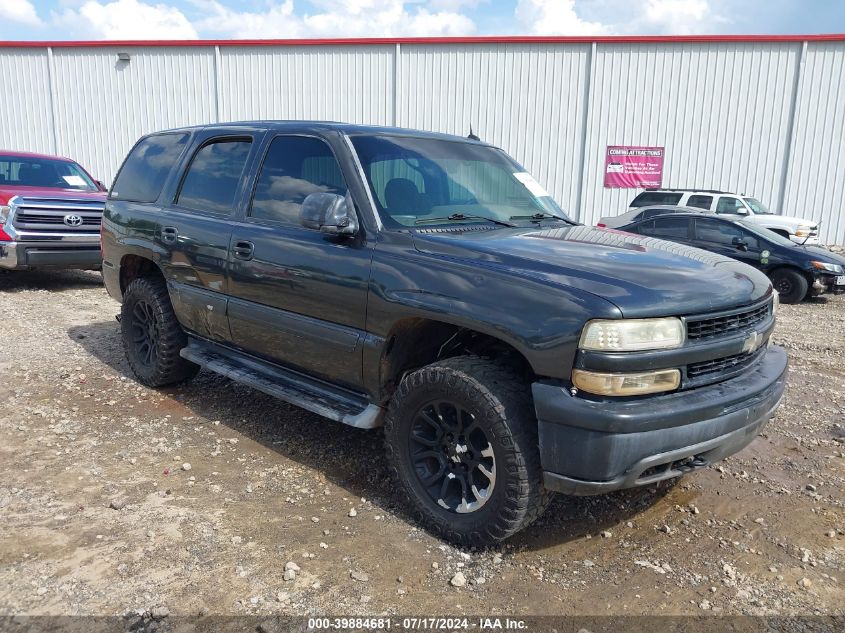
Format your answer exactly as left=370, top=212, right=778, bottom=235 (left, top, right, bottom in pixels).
left=579, top=317, right=685, bottom=352
left=795, top=225, right=815, bottom=237
left=572, top=368, right=681, bottom=396
left=811, top=261, right=844, bottom=274
left=0, top=206, right=10, bottom=225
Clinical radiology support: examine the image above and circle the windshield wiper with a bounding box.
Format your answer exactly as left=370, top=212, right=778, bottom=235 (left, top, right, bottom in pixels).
left=509, top=212, right=576, bottom=225
left=415, top=213, right=516, bottom=228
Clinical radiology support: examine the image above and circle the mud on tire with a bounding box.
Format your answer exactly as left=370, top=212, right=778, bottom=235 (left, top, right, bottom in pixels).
left=120, top=275, right=199, bottom=387
left=384, top=356, right=552, bottom=546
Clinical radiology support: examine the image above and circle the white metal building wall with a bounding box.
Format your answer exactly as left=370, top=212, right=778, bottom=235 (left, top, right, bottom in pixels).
left=0, top=38, right=843, bottom=243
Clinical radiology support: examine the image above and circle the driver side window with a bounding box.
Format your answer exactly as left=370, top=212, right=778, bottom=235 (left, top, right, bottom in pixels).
left=715, top=197, right=746, bottom=215
left=250, top=135, right=347, bottom=226
left=695, top=219, right=755, bottom=247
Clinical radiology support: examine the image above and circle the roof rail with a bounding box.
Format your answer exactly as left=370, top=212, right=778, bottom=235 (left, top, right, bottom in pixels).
left=644, top=187, right=729, bottom=194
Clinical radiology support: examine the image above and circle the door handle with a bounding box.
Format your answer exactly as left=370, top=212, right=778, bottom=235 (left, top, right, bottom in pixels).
left=161, top=226, right=178, bottom=244
left=232, top=240, right=255, bottom=260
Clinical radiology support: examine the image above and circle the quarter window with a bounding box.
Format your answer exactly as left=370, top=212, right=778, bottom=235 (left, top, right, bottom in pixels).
left=176, top=138, right=252, bottom=214
left=250, top=136, right=347, bottom=225
left=111, top=133, right=189, bottom=203
left=686, top=195, right=713, bottom=210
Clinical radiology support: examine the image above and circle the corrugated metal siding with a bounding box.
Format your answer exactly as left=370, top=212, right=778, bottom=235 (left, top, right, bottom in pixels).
left=396, top=43, right=589, bottom=214
left=0, top=49, right=55, bottom=154
left=579, top=42, right=801, bottom=225
left=218, top=45, right=393, bottom=125
left=49, top=47, right=216, bottom=184
left=0, top=40, right=843, bottom=243
left=783, top=42, right=845, bottom=244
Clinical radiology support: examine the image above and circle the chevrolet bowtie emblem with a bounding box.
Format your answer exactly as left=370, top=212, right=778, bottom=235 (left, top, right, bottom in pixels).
left=742, top=331, right=762, bottom=354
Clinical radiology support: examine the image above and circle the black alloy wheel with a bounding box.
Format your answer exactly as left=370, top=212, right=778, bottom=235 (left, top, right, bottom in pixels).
left=409, top=399, right=496, bottom=514
left=129, top=298, right=160, bottom=368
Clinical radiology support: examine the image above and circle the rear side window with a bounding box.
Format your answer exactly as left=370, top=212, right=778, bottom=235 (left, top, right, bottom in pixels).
left=630, top=192, right=683, bottom=207
left=687, top=195, right=713, bottom=210
left=249, top=136, right=347, bottom=226
left=177, top=138, right=252, bottom=215
left=649, top=217, right=690, bottom=239
left=640, top=208, right=672, bottom=220
left=111, top=133, right=189, bottom=203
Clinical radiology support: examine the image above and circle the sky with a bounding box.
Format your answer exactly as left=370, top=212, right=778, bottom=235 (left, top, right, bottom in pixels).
left=0, top=0, right=843, bottom=41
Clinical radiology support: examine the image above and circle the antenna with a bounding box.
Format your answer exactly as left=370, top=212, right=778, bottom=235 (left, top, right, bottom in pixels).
left=467, top=126, right=480, bottom=141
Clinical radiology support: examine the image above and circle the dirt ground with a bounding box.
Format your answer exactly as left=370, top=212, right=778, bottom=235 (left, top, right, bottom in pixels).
left=0, top=268, right=843, bottom=621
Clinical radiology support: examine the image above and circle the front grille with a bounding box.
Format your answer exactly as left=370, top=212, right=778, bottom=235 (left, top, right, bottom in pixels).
left=12, top=197, right=104, bottom=233
left=687, top=350, right=759, bottom=378
left=686, top=301, right=770, bottom=340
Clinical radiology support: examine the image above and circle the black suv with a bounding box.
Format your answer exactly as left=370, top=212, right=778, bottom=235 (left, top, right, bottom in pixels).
left=102, top=122, right=788, bottom=545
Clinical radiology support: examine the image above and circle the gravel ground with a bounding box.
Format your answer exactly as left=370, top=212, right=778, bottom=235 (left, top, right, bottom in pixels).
left=0, top=267, right=843, bottom=620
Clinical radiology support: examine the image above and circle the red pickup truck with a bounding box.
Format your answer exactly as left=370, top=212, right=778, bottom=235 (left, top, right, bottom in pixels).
left=0, top=150, right=107, bottom=271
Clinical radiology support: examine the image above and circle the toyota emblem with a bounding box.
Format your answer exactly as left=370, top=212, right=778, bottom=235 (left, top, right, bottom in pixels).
left=63, top=214, right=83, bottom=227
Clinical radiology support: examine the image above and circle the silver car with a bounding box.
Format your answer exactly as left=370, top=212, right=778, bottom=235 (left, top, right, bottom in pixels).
left=597, top=204, right=708, bottom=229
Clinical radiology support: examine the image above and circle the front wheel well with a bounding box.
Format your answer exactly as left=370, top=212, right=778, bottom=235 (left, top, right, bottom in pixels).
left=378, top=318, right=535, bottom=402
left=119, top=254, right=163, bottom=294
left=768, top=228, right=791, bottom=239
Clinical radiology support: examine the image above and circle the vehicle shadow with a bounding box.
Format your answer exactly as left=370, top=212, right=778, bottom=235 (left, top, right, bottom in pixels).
left=68, top=319, right=671, bottom=553
left=0, top=269, right=102, bottom=293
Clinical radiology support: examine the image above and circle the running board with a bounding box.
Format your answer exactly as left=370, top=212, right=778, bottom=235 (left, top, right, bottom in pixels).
left=180, top=338, right=384, bottom=429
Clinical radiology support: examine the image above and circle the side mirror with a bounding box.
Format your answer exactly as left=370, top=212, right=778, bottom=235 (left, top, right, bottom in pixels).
left=731, top=236, right=748, bottom=250
left=737, top=208, right=749, bottom=215
left=299, top=192, right=359, bottom=236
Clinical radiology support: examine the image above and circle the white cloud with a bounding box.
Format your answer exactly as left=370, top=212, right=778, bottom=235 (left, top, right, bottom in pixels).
left=53, top=0, right=198, bottom=39
left=642, top=0, right=711, bottom=34
left=0, top=0, right=42, bottom=26
left=516, top=0, right=608, bottom=36
left=194, top=0, right=475, bottom=38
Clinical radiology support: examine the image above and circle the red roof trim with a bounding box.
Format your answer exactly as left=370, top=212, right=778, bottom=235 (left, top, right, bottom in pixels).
left=0, top=34, right=843, bottom=48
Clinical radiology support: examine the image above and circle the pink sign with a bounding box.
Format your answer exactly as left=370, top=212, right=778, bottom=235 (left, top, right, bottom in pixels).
left=604, top=146, right=664, bottom=188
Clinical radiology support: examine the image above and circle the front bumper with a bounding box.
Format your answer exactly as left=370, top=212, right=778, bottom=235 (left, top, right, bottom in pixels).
left=533, top=345, right=788, bottom=495
left=820, top=273, right=845, bottom=295
left=0, top=240, right=101, bottom=270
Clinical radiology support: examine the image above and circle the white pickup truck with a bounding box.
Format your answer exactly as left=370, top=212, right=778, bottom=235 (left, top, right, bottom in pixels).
left=628, top=189, right=820, bottom=245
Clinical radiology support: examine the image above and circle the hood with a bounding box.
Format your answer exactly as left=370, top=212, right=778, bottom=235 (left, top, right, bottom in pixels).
left=750, top=213, right=816, bottom=228
left=795, top=245, right=845, bottom=266
left=0, top=185, right=107, bottom=205
left=412, top=225, right=772, bottom=318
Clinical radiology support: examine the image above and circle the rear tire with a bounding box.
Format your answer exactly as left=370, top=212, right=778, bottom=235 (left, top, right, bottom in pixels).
left=121, top=275, right=199, bottom=387
left=384, top=356, right=551, bottom=546
left=769, top=268, right=808, bottom=304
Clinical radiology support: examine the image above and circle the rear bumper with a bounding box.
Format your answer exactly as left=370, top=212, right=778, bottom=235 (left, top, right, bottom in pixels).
left=0, top=240, right=101, bottom=270
left=533, top=345, right=788, bottom=495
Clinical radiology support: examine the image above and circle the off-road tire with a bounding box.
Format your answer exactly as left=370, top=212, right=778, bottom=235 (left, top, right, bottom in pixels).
left=769, top=268, right=808, bottom=304
left=121, top=275, right=199, bottom=387
left=384, top=356, right=552, bottom=546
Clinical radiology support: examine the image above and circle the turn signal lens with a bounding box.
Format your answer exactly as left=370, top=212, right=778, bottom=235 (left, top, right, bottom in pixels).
left=0, top=205, right=10, bottom=225
left=572, top=369, right=681, bottom=396
left=771, top=291, right=779, bottom=316
left=579, top=317, right=685, bottom=352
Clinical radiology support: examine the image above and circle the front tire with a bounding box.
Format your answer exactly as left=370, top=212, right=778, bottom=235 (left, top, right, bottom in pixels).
left=384, top=356, right=551, bottom=546
left=769, top=268, right=808, bottom=304
left=121, top=275, right=199, bottom=387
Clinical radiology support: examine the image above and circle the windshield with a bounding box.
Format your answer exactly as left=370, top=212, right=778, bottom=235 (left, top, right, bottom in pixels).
left=743, top=197, right=772, bottom=215
left=0, top=156, right=97, bottom=191
left=350, top=135, right=574, bottom=228
left=737, top=219, right=796, bottom=247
